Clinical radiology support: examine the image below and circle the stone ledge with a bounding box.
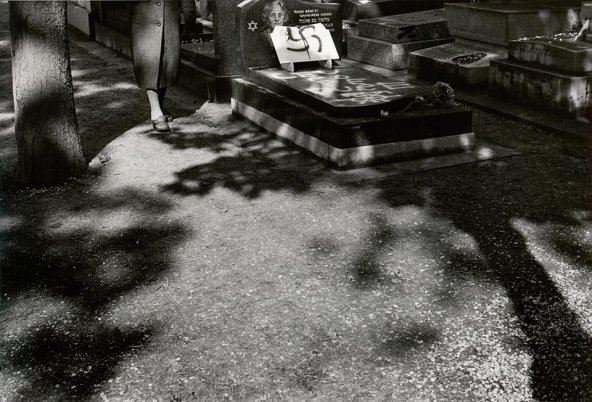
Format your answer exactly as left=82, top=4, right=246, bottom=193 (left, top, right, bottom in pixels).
left=508, top=36, right=592, bottom=75
left=359, top=9, right=450, bottom=44
left=347, top=35, right=453, bottom=71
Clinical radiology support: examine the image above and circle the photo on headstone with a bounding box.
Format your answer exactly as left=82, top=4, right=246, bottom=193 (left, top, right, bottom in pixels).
left=238, top=0, right=342, bottom=71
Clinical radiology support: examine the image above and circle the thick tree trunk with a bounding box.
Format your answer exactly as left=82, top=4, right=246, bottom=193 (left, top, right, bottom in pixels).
left=9, top=1, right=86, bottom=186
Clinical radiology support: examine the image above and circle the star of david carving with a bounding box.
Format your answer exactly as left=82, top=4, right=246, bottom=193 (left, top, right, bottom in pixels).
left=247, top=20, right=258, bottom=32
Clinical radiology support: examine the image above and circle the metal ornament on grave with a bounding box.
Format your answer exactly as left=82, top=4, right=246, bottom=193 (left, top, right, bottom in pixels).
left=237, top=0, right=342, bottom=72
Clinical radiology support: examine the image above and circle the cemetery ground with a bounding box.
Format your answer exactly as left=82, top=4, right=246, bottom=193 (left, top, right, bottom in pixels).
left=2, top=18, right=592, bottom=402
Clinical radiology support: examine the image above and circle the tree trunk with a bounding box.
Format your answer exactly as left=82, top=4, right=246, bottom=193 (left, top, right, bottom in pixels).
left=9, top=1, right=86, bottom=186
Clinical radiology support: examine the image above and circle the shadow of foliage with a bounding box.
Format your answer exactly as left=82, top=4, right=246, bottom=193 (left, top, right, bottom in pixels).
left=379, top=322, right=440, bottom=358
left=154, top=115, right=319, bottom=199
left=349, top=213, right=398, bottom=288
left=0, top=186, right=187, bottom=399
left=376, top=154, right=592, bottom=400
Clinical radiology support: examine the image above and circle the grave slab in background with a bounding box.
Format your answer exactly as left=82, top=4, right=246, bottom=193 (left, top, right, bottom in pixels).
left=347, top=34, right=453, bottom=70
left=489, top=58, right=592, bottom=121
left=410, top=41, right=507, bottom=88
left=247, top=66, right=428, bottom=117
left=444, top=2, right=581, bottom=46
left=358, top=9, right=450, bottom=43
left=508, top=35, right=592, bottom=75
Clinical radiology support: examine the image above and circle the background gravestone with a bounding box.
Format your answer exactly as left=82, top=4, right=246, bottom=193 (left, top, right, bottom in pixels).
left=213, top=0, right=244, bottom=77
left=238, top=0, right=342, bottom=72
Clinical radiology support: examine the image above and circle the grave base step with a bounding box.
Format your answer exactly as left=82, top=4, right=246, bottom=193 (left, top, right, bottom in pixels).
left=489, top=58, right=592, bottom=121
left=508, top=35, right=592, bottom=75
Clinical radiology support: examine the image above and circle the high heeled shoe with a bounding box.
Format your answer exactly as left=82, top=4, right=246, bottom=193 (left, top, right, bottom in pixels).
left=152, top=115, right=170, bottom=132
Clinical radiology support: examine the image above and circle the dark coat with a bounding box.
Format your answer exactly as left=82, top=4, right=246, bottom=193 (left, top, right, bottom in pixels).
left=130, top=1, right=181, bottom=89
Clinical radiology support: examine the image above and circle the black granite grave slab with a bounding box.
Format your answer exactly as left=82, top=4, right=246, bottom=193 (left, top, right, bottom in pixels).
left=238, top=0, right=342, bottom=72
left=359, top=9, right=450, bottom=43
left=231, top=77, right=474, bottom=168
left=247, top=66, right=428, bottom=117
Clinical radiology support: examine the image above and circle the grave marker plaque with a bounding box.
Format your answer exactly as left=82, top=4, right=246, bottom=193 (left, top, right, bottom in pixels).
left=270, top=23, right=339, bottom=64
left=238, top=0, right=342, bottom=71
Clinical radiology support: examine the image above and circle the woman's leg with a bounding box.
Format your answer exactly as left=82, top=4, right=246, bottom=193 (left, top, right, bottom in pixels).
left=147, top=89, right=164, bottom=120
left=157, top=88, right=167, bottom=109
left=157, top=88, right=173, bottom=121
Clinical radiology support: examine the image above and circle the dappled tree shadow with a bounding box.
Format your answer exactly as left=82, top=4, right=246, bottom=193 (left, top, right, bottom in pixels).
left=546, top=221, right=592, bottom=270
left=3, top=322, right=154, bottom=400
left=379, top=322, right=440, bottom=358
left=0, top=186, right=188, bottom=399
left=0, top=17, right=197, bottom=399
left=349, top=213, right=399, bottom=288
left=146, top=79, right=592, bottom=397
left=376, top=154, right=592, bottom=400
left=155, top=112, right=320, bottom=198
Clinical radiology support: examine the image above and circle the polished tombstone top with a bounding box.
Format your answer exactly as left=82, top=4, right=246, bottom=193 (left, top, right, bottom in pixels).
left=359, top=8, right=450, bottom=43
left=249, top=66, right=428, bottom=117
left=362, top=8, right=446, bottom=26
